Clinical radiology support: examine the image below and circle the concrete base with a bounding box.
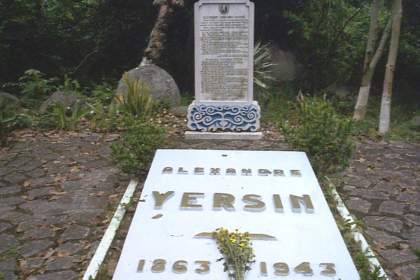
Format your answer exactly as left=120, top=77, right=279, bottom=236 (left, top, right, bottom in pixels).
left=185, top=131, right=263, bottom=140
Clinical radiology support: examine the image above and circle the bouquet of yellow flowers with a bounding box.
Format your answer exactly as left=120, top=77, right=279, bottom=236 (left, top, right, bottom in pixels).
left=213, top=228, right=255, bottom=280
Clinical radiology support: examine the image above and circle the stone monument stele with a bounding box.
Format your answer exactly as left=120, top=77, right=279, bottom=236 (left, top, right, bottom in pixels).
left=186, top=0, right=262, bottom=140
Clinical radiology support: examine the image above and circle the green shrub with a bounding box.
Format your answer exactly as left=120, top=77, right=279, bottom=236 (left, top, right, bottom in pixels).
left=87, top=102, right=131, bottom=132
left=59, top=75, right=81, bottom=94
left=37, top=102, right=87, bottom=130
left=18, top=69, right=57, bottom=107
left=91, top=83, right=115, bottom=105
left=0, top=110, right=32, bottom=146
left=1, top=115, right=17, bottom=145
left=116, top=73, right=154, bottom=117
left=87, top=102, right=114, bottom=131
left=111, top=122, right=165, bottom=175
left=280, top=96, right=355, bottom=175
left=284, top=0, right=370, bottom=91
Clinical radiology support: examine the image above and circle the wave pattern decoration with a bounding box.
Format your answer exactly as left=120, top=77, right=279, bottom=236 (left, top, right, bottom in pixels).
left=187, top=102, right=261, bottom=132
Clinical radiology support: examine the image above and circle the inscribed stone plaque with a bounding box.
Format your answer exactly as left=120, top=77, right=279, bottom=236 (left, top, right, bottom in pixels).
left=113, top=150, right=360, bottom=279
left=196, top=0, right=254, bottom=102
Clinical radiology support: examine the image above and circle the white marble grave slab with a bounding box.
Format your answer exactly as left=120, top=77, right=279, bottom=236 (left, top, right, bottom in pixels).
left=113, top=150, right=359, bottom=279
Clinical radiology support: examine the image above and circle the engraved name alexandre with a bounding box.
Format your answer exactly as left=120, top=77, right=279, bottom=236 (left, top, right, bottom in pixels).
left=162, top=166, right=302, bottom=177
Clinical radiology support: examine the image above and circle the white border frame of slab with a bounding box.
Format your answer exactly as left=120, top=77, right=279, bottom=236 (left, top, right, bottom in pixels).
left=326, top=178, right=389, bottom=279
left=82, top=179, right=139, bottom=280
left=185, top=131, right=263, bottom=140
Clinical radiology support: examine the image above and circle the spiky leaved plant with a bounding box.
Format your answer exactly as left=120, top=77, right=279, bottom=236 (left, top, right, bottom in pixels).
left=254, top=42, right=276, bottom=99
left=116, top=72, right=154, bottom=118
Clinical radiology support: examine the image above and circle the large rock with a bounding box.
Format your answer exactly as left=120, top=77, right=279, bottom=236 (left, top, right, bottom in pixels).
left=324, top=85, right=353, bottom=100
left=268, top=45, right=300, bottom=83
left=39, top=91, right=81, bottom=113
left=335, top=85, right=353, bottom=100
left=0, top=91, right=20, bottom=111
left=117, top=64, right=181, bottom=107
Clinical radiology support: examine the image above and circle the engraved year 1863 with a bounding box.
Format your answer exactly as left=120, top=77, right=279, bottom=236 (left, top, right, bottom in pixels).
left=136, top=259, right=336, bottom=276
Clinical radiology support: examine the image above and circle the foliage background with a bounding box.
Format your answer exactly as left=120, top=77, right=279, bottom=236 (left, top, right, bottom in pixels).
left=0, top=0, right=419, bottom=101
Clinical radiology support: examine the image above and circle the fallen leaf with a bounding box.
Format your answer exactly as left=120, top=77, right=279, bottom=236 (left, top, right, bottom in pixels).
left=49, top=191, right=67, bottom=196
left=57, top=251, right=70, bottom=257
left=42, top=249, right=56, bottom=260
left=70, top=166, right=80, bottom=173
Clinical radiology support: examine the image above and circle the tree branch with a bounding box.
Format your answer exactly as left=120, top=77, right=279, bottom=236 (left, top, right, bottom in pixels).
left=71, top=49, right=99, bottom=75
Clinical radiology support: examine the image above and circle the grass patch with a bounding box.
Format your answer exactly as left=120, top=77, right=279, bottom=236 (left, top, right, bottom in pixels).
left=413, top=248, right=420, bottom=259
left=352, top=97, right=420, bottom=141
left=111, top=121, right=165, bottom=175
left=260, top=83, right=298, bottom=123
left=354, top=251, right=386, bottom=280
left=89, top=265, right=110, bottom=280
left=180, top=94, right=194, bottom=106
left=0, top=246, right=18, bottom=259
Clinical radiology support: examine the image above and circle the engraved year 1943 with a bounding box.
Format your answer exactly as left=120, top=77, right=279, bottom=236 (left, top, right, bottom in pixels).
left=136, top=259, right=337, bottom=277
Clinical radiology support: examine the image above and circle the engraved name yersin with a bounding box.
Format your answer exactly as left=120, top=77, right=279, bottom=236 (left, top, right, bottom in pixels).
left=153, top=192, right=314, bottom=213
left=159, top=167, right=312, bottom=213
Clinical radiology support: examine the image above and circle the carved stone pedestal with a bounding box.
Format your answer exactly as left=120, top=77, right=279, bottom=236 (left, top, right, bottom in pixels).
left=187, top=101, right=261, bottom=132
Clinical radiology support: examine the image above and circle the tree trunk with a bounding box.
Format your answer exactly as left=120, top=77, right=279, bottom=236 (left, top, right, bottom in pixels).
left=354, top=17, right=391, bottom=121
left=140, top=0, right=184, bottom=66
left=378, top=0, right=402, bottom=134
left=363, top=0, right=382, bottom=71
left=353, top=0, right=382, bottom=121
